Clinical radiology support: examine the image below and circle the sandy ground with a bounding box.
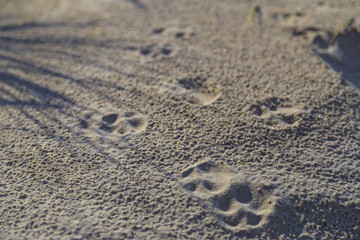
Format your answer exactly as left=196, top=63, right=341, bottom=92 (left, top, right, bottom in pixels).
left=1, top=0, right=360, bottom=239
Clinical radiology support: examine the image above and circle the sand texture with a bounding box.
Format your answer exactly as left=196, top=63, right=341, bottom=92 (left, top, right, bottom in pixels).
left=1, top=0, right=360, bottom=239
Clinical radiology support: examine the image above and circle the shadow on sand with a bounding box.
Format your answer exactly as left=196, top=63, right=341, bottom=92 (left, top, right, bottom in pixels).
left=0, top=20, right=140, bottom=164
left=312, top=25, right=360, bottom=92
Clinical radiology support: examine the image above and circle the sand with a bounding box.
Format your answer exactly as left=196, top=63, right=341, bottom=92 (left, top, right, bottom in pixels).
left=0, top=0, right=359, bottom=239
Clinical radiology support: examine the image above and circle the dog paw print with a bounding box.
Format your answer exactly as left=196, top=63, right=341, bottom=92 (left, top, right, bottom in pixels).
left=138, top=43, right=177, bottom=62
left=180, top=159, right=279, bottom=231
left=79, top=110, right=147, bottom=141
left=152, top=24, right=195, bottom=40
left=157, top=76, right=221, bottom=105
left=249, top=98, right=306, bottom=129
left=272, top=11, right=306, bottom=28
left=272, top=11, right=320, bottom=40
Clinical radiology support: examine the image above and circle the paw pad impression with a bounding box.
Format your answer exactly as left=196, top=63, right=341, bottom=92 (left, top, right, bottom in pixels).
left=180, top=159, right=280, bottom=231
left=79, top=110, right=147, bottom=141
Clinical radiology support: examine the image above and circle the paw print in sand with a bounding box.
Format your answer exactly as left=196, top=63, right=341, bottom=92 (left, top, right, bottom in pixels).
left=249, top=97, right=306, bottom=129
left=79, top=110, right=147, bottom=141
left=180, top=159, right=279, bottom=231
left=272, top=11, right=320, bottom=40
left=152, top=24, right=195, bottom=40
left=157, top=76, right=222, bottom=106
left=138, top=44, right=177, bottom=62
